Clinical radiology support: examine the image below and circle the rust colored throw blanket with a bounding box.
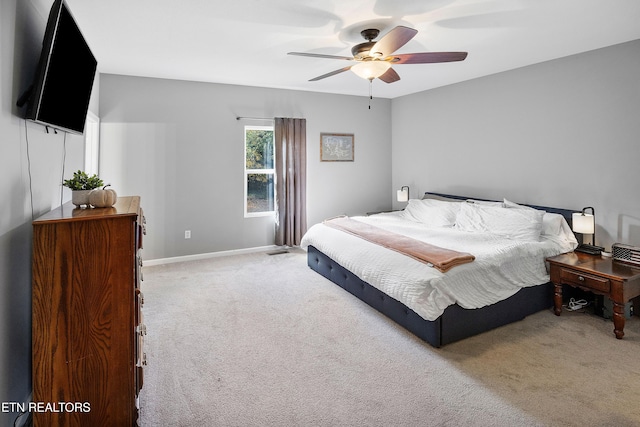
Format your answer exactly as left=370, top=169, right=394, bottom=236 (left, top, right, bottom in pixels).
left=323, top=216, right=475, bottom=273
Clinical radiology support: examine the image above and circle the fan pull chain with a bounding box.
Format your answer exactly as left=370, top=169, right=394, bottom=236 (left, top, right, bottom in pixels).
left=368, top=79, right=373, bottom=109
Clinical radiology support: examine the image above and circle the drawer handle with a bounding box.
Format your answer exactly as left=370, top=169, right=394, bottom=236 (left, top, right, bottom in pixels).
left=137, top=323, right=147, bottom=335
left=137, top=353, right=147, bottom=368
left=578, top=276, right=585, bottom=282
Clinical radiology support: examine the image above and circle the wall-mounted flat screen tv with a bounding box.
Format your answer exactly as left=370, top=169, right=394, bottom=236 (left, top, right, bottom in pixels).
left=22, top=0, right=97, bottom=135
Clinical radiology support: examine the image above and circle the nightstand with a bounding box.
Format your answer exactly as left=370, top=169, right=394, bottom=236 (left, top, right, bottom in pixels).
left=547, top=252, right=640, bottom=339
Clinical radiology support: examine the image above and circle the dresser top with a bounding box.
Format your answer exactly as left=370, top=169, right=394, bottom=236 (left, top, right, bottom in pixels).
left=33, top=196, right=141, bottom=224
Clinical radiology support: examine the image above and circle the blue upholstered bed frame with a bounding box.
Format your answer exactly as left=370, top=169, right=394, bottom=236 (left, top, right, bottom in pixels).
left=306, top=192, right=581, bottom=347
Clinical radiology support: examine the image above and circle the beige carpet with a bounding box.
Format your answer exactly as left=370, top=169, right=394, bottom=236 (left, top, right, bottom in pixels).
left=139, top=249, right=640, bottom=427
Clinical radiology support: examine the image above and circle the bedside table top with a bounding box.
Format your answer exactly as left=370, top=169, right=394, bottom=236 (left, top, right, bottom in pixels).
left=547, top=252, right=640, bottom=282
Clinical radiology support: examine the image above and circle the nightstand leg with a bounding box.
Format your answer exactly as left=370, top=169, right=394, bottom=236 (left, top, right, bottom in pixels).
left=612, top=301, right=626, bottom=339
left=553, top=283, right=563, bottom=316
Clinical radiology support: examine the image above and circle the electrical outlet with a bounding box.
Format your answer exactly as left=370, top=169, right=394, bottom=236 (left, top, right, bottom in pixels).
left=184, top=230, right=191, bottom=239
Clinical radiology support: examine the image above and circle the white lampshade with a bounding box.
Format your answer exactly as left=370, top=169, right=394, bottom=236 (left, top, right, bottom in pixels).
left=397, top=188, right=409, bottom=202
left=351, top=61, right=392, bottom=80
left=572, top=213, right=595, bottom=234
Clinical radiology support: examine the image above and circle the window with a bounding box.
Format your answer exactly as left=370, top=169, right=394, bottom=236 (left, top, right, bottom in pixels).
left=244, top=125, right=275, bottom=217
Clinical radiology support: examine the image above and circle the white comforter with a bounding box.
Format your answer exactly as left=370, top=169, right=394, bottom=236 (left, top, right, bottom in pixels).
left=301, top=212, right=577, bottom=321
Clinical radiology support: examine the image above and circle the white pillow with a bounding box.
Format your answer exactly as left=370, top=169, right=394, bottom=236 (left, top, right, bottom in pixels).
left=455, top=202, right=544, bottom=241
left=503, top=198, right=524, bottom=209
left=503, top=198, right=561, bottom=236
left=541, top=213, right=564, bottom=236
left=402, top=199, right=460, bottom=227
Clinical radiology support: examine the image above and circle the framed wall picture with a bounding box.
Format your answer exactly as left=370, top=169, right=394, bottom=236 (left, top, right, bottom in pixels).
left=320, top=133, right=354, bottom=162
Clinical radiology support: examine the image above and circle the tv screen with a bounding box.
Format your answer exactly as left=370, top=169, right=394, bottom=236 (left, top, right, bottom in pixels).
left=24, top=0, right=97, bottom=135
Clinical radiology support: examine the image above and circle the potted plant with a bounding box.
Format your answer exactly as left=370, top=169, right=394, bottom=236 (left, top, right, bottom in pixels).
left=63, top=170, right=104, bottom=207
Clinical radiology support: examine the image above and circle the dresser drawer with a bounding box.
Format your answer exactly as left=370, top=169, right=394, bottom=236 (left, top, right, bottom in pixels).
left=560, top=268, right=610, bottom=292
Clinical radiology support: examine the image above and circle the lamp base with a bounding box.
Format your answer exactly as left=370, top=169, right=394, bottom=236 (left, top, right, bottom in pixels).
left=575, top=244, right=605, bottom=255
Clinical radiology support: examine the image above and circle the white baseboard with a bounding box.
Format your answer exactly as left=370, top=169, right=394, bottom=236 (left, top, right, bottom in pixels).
left=144, top=245, right=282, bottom=266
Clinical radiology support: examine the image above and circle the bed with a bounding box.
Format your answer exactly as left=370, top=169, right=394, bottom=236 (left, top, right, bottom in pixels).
left=301, top=192, right=580, bottom=347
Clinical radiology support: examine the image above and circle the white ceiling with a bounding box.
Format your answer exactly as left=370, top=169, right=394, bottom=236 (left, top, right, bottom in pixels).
left=63, top=0, right=640, bottom=99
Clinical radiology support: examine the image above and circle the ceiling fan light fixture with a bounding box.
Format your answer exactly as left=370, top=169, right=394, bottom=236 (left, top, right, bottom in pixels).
left=351, top=61, right=391, bottom=80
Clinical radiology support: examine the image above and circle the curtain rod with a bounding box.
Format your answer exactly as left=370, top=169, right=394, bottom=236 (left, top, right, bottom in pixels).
left=236, top=116, right=274, bottom=121
left=236, top=116, right=306, bottom=121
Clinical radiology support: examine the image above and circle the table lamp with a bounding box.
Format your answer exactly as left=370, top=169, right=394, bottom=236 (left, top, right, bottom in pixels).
left=572, top=207, right=604, bottom=255
left=397, top=186, right=409, bottom=203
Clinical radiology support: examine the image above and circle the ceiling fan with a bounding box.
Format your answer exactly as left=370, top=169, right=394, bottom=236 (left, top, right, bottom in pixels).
left=288, top=26, right=468, bottom=84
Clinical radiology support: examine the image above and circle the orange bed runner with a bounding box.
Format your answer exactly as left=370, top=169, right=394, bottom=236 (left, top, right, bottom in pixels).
left=323, top=216, right=475, bottom=273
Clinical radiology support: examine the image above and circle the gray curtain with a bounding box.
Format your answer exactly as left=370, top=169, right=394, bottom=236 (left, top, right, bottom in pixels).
left=274, top=117, right=307, bottom=246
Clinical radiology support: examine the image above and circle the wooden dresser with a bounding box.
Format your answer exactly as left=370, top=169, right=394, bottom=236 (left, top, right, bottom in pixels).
left=32, top=196, right=146, bottom=426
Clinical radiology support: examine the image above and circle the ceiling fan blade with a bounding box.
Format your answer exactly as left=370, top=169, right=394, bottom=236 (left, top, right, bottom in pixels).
left=387, top=52, right=468, bottom=64
left=378, top=67, right=400, bottom=83
left=370, top=26, right=418, bottom=57
left=309, top=66, right=353, bottom=81
left=288, top=52, right=354, bottom=61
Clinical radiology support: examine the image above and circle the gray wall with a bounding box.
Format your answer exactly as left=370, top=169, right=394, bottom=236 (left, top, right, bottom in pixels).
left=0, top=0, right=97, bottom=424
left=392, top=40, right=640, bottom=250
left=98, top=74, right=392, bottom=261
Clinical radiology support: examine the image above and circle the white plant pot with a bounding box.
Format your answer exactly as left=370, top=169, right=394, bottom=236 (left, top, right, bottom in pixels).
left=71, top=190, right=92, bottom=207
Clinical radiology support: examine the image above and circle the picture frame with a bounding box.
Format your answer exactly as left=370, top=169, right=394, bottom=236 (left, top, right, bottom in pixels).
left=320, top=133, right=354, bottom=162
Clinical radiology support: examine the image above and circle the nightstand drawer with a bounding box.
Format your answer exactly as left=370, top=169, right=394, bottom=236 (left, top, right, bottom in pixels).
left=560, top=268, right=610, bottom=292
